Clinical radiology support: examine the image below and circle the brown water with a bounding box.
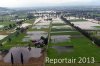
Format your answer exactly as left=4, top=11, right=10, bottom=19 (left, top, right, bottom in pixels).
left=23, top=31, right=48, bottom=41
left=3, top=47, right=42, bottom=64
left=51, top=35, right=70, bottom=43
left=52, top=46, right=74, bottom=53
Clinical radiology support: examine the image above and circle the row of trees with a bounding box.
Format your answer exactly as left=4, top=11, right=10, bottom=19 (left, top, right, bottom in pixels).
left=3, top=24, right=16, bottom=30
left=61, top=16, right=100, bottom=46
left=3, top=19, right=24, bottom=30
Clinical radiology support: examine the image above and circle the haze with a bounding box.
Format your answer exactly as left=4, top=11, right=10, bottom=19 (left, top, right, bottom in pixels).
left=0, top=0, right=99, bottom=8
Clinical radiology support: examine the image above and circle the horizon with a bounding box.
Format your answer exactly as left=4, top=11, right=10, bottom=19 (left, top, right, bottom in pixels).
left=0, top=0, right=100, bottom=8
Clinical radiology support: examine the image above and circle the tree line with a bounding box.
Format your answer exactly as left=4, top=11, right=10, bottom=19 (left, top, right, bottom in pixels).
left=61, top=16, right=100, bottom=46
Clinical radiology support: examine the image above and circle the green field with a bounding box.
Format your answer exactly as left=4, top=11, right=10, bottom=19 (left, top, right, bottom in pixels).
left=0, top=16, right=100, bottom=66
left=0, top=18, right=36, bottom=50
left=0, top=21, right=15, bottom=26
left=46, top=19, right=100, bottom=66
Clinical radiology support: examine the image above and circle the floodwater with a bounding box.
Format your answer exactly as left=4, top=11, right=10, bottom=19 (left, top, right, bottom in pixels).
left=52, top=46, right=73, bottom=53
left=32, top=25, right=49, bottom=29
left=20, top=23, right=32, bottom=28
left=3, top=47, right=42, bottom=64
left=71, top=22, right=100, bottom=30
left=35, top=22, right=50, bottom=26
left=0, top=25, right=4, bottom=28
left=0, top=35, right=8, bottom=40
left=52, top=18, right=65, bottom=24
left=22, top=37, right=30, bottom=42
left=52, top=25, right=71, bottom=29
left=51, top=35, right=70, bottom=43
left=25, top=31, right=48, bottom=40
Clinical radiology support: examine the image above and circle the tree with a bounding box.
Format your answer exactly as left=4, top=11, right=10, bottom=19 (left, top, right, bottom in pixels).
left=11, top=53, right=14, bottom=64
left=20, top=53, right=24, bottom=64
left=8, top=38, right=11, bottom=42
left=27, top=13, right=34, bottom=19
left=9, top=24, right=13, bottom=29
left=15, top=15, right=19, bottom=19
left=16, top=20, right=23, bottom=26
left=28, top=44, right=31, bottom=51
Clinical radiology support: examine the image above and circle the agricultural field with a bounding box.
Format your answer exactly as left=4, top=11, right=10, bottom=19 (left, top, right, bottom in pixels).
left=0, top=0, right=100, bottom=66
left=0, top=13, right=100, bottom=66
left=0, top=15, right=50, bottom=66
left=46, top=17, right=100, bottom=66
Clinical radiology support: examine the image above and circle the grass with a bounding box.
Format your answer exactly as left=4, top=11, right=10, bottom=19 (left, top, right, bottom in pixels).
left=93, top=26, right=100, bottom=28
left=0, top=21, right=15, bottom=26
left=0, top=15, right=13, bottom=21
left=25, top=18, right=35, bottom=24
left=47, top=36, right=100, bottom=61
left=0, top=16, right=36, bottom=50
left=0, top=32, right=29, bottom=50
left=0, top=17, right=100, bottom=66
left=51, top=29, right=74, bottom=31
left=93, top=14, right=100, bottom=17
left=46, top=63, right=100, bottom=66
left=0, top=18, right=36, bottom=50
left=47, top=19, right=100, bottom=66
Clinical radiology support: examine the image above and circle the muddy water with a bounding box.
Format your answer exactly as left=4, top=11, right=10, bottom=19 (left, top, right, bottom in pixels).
left=32, top=25, right=49, bottom=29
left=52, top=46, right=73, bottom=53
left=4, top=47, right=42, bottom=64
left=22, top=31, right=48, bottom=42
left=0, top=35, right=8, bottom=40
left=51, top=35, right=70, bottom=43
left=25, top=31, right=48, bottom=40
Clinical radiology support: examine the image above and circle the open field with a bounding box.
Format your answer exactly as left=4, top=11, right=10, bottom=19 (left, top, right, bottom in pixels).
left=46, top=17, right=100, bottom=66
left=0, top=14, right=100, bottom=66
left=0, top=18, right=36, bottom=50
left=0, top=21, right=15, bottom=26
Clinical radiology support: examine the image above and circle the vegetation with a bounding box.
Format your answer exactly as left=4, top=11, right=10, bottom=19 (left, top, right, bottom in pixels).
left=0, top=17, right=36, bottom=51
left=47, top=16, right=100, bottom=66
left=61, top=16, right=100, bottom=46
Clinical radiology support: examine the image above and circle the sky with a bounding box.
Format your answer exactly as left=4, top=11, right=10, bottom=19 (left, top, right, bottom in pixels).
left=0, top=0, right=99, bottom=8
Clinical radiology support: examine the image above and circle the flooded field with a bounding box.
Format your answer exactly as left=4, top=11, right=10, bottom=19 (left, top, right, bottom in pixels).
left=32, top=25, right=49, bottom=29
left=35, top=22, right=50, bottom=26
left=71, top=21, right=100, bottom=30
left=22, top=31, right=48, bottom=42
left=0, top=35, right=8, bottom=40
left=52, top=46, right=74, bottom=53
left=51, top=35, right=70, bottom=43
left=20, top=23, right=32, bottom=28
left=4, top=47, right=42, bottom=64
left=52, top=25, right=72, bottom=29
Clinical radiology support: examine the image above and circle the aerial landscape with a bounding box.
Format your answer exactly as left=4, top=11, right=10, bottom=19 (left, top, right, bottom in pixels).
left=0, top=0, right=100, bottom=66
